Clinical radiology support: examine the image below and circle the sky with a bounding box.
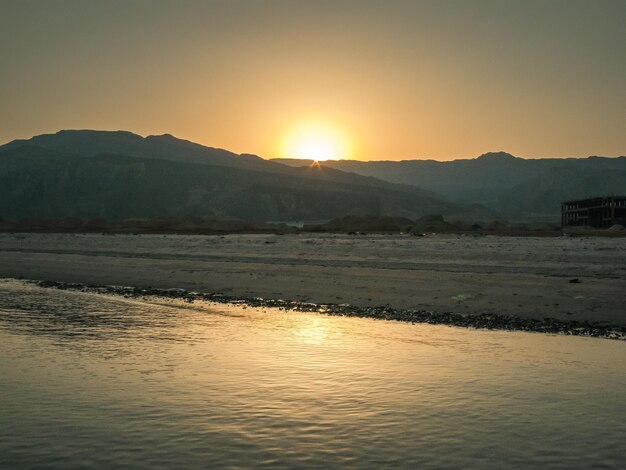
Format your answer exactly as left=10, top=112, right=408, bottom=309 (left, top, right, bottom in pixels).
left=1, top=0, right=625, bottom=161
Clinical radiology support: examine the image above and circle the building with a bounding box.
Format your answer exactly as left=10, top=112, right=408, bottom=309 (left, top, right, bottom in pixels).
left=561, top=196, right=626, bottom=228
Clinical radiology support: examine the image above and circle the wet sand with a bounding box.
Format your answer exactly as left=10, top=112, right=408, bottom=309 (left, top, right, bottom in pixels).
left=0, top=232, right=624, bottom=328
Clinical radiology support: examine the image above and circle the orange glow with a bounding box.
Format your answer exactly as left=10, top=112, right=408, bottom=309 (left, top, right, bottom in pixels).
left=280, top=122, right=352, bottom=161
left=2, top=3, right=625, bottom=161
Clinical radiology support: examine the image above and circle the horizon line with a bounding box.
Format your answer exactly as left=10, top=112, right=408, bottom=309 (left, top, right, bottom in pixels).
left=2, top=128, right=625, bottom=163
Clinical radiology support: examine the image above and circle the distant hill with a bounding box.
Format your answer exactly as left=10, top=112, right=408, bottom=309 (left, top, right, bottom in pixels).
left=1, top=130, right=265, bottom=170
left=0, top=130, right=486, bottom=222
left=0, top=130, right=442, bottom=191
left=273, top=152, right=626, bottom=216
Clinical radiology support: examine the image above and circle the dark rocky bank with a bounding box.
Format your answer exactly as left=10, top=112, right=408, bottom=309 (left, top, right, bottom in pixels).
left=33, top=280, right=626, bottom=341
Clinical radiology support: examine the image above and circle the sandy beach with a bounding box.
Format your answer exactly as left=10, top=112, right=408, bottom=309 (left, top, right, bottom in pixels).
left=1, top=232, right=624, bottom=328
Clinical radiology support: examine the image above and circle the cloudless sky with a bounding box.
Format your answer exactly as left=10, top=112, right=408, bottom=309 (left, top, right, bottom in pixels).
left=1, top=0, right=625, bottom=160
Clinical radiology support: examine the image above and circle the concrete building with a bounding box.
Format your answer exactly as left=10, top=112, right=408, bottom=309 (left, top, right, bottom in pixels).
left=561, top=196, right=626, bottom=228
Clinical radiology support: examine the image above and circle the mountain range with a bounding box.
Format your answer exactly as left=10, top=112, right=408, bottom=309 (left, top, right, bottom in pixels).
left=2, top=130, right=623, bottom=224
left=0, top=130, right=482, bottom=222
left=274, top=152, right=626, bottom=216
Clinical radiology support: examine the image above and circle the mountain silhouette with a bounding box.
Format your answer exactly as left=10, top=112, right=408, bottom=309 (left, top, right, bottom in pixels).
left=0, top=130, right=486, bottom=222
left=274, top=153, right=626, bottom=215
left=475, top=151, right=518, bottom=161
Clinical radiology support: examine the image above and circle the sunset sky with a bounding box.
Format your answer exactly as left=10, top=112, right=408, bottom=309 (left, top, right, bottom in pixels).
left=1, top=0, right=625, bottom=160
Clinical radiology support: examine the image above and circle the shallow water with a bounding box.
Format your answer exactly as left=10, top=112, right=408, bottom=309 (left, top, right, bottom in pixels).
left=0, top=280, right=624, bottom=469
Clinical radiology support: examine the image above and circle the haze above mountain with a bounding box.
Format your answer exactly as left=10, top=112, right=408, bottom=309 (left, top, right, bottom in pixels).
left=0, top=130, right=483, bottom=222
left=274, top=152, right=626, bottom=216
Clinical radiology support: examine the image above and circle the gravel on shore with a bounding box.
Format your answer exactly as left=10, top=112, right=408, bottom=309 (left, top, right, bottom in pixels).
left=32, top=279, right=626, bottom=341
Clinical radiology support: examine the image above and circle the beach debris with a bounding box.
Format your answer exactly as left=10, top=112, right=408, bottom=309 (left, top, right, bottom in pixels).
left=451, top=294, right=474, bottom=302
left=568, top=278, right=581, bottom=283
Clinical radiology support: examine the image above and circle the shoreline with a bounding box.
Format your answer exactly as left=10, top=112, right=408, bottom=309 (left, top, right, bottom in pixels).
left=27, top=279, right=626, bottom=341
left=2, top=233, right=625, bottom=333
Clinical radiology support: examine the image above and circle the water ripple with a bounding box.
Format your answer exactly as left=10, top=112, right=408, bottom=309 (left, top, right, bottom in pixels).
left=0, top=280, right=624, bottom=469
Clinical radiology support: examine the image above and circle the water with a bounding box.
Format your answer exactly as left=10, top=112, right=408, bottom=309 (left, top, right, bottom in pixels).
left=0, top=280, right=624, bottom=469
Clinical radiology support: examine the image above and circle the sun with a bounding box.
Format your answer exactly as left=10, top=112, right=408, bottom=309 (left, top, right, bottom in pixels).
left=280, top=122, right=351, bottom=161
